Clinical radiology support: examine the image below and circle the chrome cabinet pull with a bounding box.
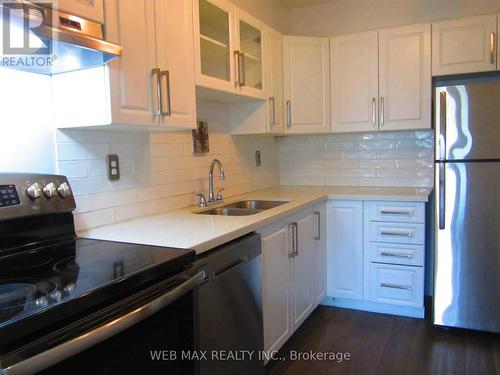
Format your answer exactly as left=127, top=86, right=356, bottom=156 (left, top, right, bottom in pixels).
left=380, top=251, right=413, bottom=259
left=151, top=68, right=161, bottom=116
left=380, top=209, right=414, bottom=216
left=160, top=70, right=171, bottom=117
left=286, top=100, right=291, bottom=129
left=269, top=97, right=275, bottom=126
left=490, top=32, right=495, bottom=64
left=233, top=50, right=240, bottom=86
left=239, top=51, right=246, bottom=87
left=288, top=223, right=295, bottom=258
left=380, top=283, right=412, bottom=291
left=380, top=230, right=414, bottom=238
left=371, top=97, right=377, bottom=127
left=314, top=211, right=321, bottom=241
left=379, top=96, right=385, bottom=128
left=2, top=271, right=206, bottom=374
left=294, top=222, right=299, bottom=256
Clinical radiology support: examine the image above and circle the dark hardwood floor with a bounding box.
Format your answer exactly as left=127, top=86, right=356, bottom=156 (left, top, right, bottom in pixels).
left=266, top=306, right=500, bottom=375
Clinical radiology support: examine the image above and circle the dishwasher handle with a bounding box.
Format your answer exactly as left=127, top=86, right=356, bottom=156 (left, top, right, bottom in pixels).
left=1, top=271, right=206, bottom=375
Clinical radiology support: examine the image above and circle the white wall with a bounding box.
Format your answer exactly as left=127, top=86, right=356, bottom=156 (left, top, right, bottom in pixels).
left=279, top=130, right=434, bottom=188
left=57, top=100, right=280, bottom=232
left=289, top=0, right=500, bottom=36
left=0, top=68, right=55, bottom=174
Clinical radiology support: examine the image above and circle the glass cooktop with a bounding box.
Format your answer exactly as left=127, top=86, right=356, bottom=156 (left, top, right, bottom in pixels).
left=0, top=238, right=194, bottom=329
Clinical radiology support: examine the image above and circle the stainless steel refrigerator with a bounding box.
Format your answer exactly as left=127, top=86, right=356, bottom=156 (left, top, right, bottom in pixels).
left=433, top=77, right=500, bottom=333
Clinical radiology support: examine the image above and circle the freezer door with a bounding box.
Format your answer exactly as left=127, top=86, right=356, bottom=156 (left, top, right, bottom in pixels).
left=435, top=81, right=500, bottom=161
left=434, top=161, right=500, bottom=332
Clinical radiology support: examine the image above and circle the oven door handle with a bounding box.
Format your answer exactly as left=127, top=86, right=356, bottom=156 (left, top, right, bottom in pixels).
left=1, top=271, right=206, bottom=375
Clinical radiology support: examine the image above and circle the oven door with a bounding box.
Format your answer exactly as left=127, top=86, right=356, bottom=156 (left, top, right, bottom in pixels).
left=0, top=271, right=205, bottom=375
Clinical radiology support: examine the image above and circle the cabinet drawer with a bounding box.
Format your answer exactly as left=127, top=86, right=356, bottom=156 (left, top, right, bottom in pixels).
left=369, top=264, right=424, bottom=308
left=368, top=242, right=424, bottom=266
left=369, top=201, right=425, bottom=223
left=369, top=222, right=425, bottom=245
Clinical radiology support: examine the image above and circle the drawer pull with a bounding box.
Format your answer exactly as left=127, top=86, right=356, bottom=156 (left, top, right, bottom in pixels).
left=380, top=209, right=414, bottom=216
left=380, top=283, right=412, bottom=291
left=380, top=231, right=414, bottom=238
left=380, top=251, right=413, bottom=259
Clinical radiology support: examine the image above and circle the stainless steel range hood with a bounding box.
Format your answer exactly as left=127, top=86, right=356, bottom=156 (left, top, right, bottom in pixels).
left=0, top=1, right=122, bottom=75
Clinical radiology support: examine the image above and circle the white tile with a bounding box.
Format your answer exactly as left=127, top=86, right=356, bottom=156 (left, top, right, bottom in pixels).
left=58, top=161, right=87, bottom=178
left=74, top=192, right=113, bottom=213
left=57, top=143, right=109, bottom=161
left=74, top=209, right=113, bottom=232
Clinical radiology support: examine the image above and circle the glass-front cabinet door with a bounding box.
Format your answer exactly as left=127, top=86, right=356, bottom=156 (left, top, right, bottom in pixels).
left=195, top=0, right=235, bottom=92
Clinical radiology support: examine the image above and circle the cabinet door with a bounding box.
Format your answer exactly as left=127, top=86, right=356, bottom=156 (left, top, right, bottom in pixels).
left=327, top=201, right=364, bottom=300
left=331, top=32, right=379, bottom=133
left=234, top=9, right=266, bottom=99
left=291, top=211, right=314, bottom=332
left=106, top=0, right=159, bottom=127
left=283, top=36, right=331, bottom=134
left=313, top=204, right=327, bottom=306
left=155, top=0, right=197, bottom=129
left=58, top=0, right=104, bottom=22
left=378, top=24, right=431, bottom=131
left=266, top=27, right=284, bottom=134
left=193, top=0, right=236, bottom=93
left=432, top=15, right=497, bottom=76
left=261, top=225, right=291, bottom=353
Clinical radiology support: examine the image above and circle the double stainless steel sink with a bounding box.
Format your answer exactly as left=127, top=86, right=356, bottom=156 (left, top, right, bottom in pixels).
left=196, top=200, right=289, bottom=216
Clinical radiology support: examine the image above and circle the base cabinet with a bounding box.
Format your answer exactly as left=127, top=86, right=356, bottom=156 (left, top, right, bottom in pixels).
left=261, top=203, right=326, bottom=355
left=325, top=200, right=426, bottom=318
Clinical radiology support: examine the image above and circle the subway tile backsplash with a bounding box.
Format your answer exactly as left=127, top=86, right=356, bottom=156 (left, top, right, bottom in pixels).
left=56, top=100, right=279, bottom=232
left=278, top=130, right=434, bottom=188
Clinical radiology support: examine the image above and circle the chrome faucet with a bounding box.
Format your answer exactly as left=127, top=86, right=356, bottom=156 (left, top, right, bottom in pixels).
left=208, top=159, right=225, bottom=202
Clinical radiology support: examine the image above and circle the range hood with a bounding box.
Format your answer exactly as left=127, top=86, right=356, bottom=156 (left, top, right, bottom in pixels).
left=0, top=1, right=122, bottom=75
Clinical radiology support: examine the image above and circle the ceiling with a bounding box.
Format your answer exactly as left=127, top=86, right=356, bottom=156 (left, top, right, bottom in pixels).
left=280, top=0, right=333, bottom=9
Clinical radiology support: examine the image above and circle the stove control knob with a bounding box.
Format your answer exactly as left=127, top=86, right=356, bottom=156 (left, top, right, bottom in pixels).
left=26, top=183, right=42, bottom=199
left=43, top=182, right=57, bottom=199
left=57, top=182, right=71, bottom=198
left=35, top=296, right=48, bottom=308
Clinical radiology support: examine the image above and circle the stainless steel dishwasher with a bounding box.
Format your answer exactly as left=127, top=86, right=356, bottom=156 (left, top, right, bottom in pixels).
left=193, top=233, right=264, bottom=375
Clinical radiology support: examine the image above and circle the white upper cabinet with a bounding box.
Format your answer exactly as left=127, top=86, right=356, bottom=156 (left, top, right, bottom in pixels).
left=283, top=36, right=331, bottom=134
left=58, top=0, right=104, bottom=22
left=331, top=32, right=379, bottom=133
left=193, top=0, right=265, bottom=99
left=266, top=27, right=285, bottom=135
left=378, top=23, right=431, bottom=131
left=106, top=0, right=159, bottom=127
left=432, top=15, right=497, bottom=76
left=155, top=0, right=197, bottom=129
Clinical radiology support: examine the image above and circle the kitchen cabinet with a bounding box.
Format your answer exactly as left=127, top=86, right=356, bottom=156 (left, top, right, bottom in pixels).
left=432, top=15, right=497, bottom=76
left=283, top=36, right=331, bottom=134
left=58, top=0, right=104, bottom=22
left=266, top=27, right=285, bottom=135
left=53, top=0, right=197, bottom=130
left=261, top=206, right=321, bottom=354
left=326, top=201, right=364, bottom=300
left=313, top=203, right=327, bottom=305
left=331, top=24, right=431, bottom=133
left=193, top=0, right=266, bottom=100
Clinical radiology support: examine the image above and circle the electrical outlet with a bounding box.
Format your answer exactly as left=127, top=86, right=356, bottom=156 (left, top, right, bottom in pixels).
left=106, top=154, right=120, bottom=181
left=255, top=151, right=261, bottom=167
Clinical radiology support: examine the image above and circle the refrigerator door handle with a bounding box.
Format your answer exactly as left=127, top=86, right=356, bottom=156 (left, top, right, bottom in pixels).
left=438, top=162, right=446, bottom=230
left=439, top=91, right=447, bottom=161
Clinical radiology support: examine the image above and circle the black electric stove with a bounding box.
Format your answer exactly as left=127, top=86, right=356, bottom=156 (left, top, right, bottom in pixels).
left=0, top=174, right=198, bottom=374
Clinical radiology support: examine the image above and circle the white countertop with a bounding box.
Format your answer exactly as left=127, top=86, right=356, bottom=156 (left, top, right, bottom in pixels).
left=79, top=185, right=431, bottom=254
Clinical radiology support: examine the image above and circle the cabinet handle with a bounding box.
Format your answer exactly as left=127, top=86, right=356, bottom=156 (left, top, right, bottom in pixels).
left=490, top=32, right=495, bottom=64
left=380, top=209, right=414, bottom=216
left=294, top=222, right=299, bottom=256
left=379, top=96, right=385, bottom=128
left=288, top=223, right=295, bottom=258
left=380, top=251, right=413, bottom=259
left=233, top=50, right=240, bottom=86
left=314, top=211, right=320, bottom=240
left=269, top=97, right=275, bottom=126
left=380, top=230, right=414, bottom=238
left=380, top=283, right=412, bottom=291
left=239, top=51, right=246, bottom=87
left=151, top=68, right=161, bottom=116
left=160, top=70, right=171, bottom=117
left=286, top=100, right=291, bottom=129
left=371, top=97, right=377, bottom=127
